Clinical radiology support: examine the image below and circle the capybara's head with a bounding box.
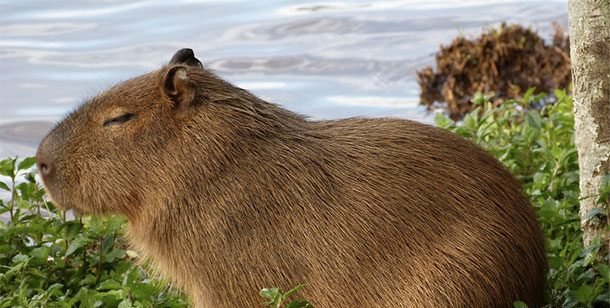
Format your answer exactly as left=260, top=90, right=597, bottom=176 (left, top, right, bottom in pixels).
left=36, top=49, right=243, bottom=217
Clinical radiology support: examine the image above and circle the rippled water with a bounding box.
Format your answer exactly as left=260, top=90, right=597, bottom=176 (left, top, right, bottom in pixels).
left=0, top=0, right=567, bottom=157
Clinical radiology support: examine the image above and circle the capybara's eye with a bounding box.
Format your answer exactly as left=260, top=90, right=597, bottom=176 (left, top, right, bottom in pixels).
left=103, top=112, right=136, bottom=127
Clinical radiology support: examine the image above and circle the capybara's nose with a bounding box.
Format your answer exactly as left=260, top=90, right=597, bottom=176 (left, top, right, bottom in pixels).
left=36, top=149, right=52, bottom=180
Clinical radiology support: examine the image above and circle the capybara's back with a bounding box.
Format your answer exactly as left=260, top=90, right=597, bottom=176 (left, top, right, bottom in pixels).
left=37, top=49, right=547, bottom=307
left=300, top=118, right=548, bottom=307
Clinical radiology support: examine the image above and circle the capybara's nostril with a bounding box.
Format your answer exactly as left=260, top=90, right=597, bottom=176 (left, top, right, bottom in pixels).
left=39, top=163, right=50, bottom=176
left=36, top=151, right=52, bottom=179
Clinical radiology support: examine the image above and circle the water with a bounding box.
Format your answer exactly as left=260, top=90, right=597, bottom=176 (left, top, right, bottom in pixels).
left=0, top=0, right=568, bottom=158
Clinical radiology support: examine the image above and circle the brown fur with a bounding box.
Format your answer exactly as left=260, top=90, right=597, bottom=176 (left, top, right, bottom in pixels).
left=37, top=49, right=547, bottom=307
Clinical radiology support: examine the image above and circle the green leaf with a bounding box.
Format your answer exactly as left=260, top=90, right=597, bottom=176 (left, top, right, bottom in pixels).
left=287, top=300, right=313, bottom=308
left=0, top=158, right=15, bottom=177
left=526, top=111, right=541, bottom=130
left=5, top=259, right=28, bottom=276
left=11, top=253, right=29, bottom=263
left=434, top=112, right=455, bottom=128
left=571, top=284, right=594, bottom=304
left=130, top=282, right=155, bottom=299
left=29, top=246, right=50, bottom=261
left=76, top=288, right=102, bottom=308
left=0, top=181, right=9, bottom=191
left=522, top=87, right=536, bottom=105
left=105, top=248, right=125, bottom=263
left=46, top=283, right=66, bottom=297
left=25, top=171, right=37, bottom=183
left=125, top=250, right=139, bottom=258
left=118, top=298, right=133, bottom=308
left=597, top=264, right=610, bottom=283
left=98, top=290, right=124, bottom=307
left=65, top=235, right=90, bottom=257
left=123, top=266, right=141, bottom=286
left=260, top=287, right=282, bottom=306
left=105, top=215, right=126, bottom=233
left=88, top=215, right=104, bottom=234
left=17, top=157, right=36, bottom=171
left=471, top=92, right=494, bottom=106
left=17, top=182, right=34, bottom=200
left=462, top=113, right=479, bottom=132
left=63, top=220, right=84, bottom=241
left=260, top=287, right=281, bottom=300
left=283, top=284, right=306, bottom=299
left=97, top=279, right=122, bottom=291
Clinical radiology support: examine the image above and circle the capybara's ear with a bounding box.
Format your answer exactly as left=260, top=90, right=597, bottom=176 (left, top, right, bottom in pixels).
left=162, top=66, right=196, bottom=110
left=169, top=48, right=203, bottom=69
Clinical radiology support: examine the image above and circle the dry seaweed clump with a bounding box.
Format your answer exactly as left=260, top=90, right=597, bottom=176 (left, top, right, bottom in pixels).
left=418, top=23, right=571, bottom=119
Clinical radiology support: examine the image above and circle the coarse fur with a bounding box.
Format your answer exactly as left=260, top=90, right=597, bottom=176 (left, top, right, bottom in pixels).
left=37, top=49, right=547, bottom=307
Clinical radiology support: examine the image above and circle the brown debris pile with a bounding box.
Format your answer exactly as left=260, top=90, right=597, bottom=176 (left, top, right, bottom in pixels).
left=418, top=23, right=571, bottom=119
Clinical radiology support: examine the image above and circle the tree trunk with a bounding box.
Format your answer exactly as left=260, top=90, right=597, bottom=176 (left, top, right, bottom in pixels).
left=568, top=0, right=610, bottom=251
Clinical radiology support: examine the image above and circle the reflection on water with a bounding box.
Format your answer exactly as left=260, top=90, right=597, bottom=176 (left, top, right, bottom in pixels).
left=0, top=0, right=567, bottom=157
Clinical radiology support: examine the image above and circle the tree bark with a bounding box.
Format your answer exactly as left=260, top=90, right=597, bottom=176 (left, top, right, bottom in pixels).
left=568, top=0, right=610, bottom=251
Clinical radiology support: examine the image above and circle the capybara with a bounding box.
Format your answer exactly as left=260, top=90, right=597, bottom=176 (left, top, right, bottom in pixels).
left=37, top=48, right=547, bottom=307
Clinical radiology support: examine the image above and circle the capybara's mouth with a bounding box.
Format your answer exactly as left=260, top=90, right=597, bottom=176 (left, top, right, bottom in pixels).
left=40, top=183, right=72, bottom=211
left=42, top=189, right=66, bottom=209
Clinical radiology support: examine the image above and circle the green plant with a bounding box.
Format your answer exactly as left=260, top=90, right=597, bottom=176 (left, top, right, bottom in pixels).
left=260, top=285, right=313, bottom=308
left=436, top=89, right=609, bottom=307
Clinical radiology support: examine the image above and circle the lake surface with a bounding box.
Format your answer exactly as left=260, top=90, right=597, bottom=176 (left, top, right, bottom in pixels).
left=0, top=0, right=567, bottom=158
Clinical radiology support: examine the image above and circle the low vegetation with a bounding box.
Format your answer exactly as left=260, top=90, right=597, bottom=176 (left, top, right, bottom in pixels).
left=0, top=90, right=608, bottom=307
